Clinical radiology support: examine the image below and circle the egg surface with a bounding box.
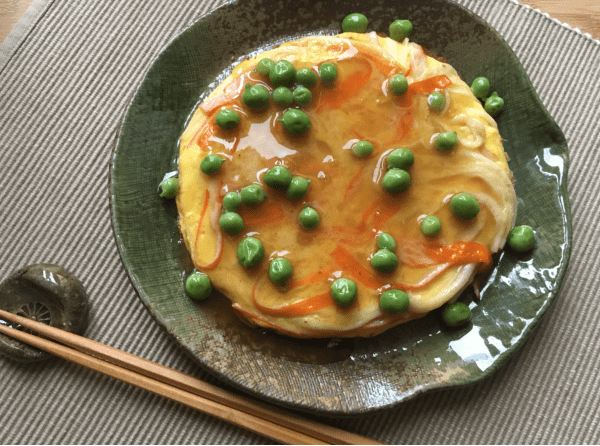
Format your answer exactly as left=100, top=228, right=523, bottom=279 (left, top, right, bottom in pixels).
left=177, top=33, right=516, bottom=338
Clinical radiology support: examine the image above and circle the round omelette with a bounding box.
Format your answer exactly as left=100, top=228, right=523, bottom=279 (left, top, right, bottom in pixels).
left=176, top=32, right=517, bottom=338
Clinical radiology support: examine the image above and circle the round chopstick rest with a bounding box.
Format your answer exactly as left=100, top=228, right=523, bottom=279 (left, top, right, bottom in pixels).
left=0, top=264, right=90, bottom=362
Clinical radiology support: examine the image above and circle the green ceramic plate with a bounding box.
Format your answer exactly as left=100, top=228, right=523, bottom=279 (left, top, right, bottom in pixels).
left=109, top=0, right=571, bottom=415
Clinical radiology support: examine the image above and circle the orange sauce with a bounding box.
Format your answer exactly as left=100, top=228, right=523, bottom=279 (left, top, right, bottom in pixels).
left=191, top=43, right=496, bottom=322
left=252, top=240, right=490, bottom=318
left=241, top=200, right=285, bottom=227
left=287, top=266, right=337, bottom=290
left=317, top=58, right=372, bottom=111
left=253, top=278, right=334, bottom=318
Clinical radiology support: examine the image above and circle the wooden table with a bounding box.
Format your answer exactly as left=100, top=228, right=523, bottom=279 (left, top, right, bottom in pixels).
left=0, top=0, right=34, bottom=42
left=1, top=0, right=599, bottom=43
left=523, top=0, right=600, bottom=39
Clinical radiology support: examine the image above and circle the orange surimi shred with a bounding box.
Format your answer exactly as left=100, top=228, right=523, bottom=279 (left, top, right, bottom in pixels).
left=195, top=189, right=210, bottom=243
left=344, top=165, right=367, bottom=200
left=193, top=58, right=470, bottom=320
left=425, top=241, right=492, bottom=271
left=253, top=280, right=334, bottom=318
left=251, top=241, right=491, bottom=318
left=194, top=189, right=223, bottom=271
left=194, top=121, right=215, bottom=149
left=395, top=75, right=452, bottom=139
left=410, top=74, right=452, bottom=93
left=287, top=266, right=337, bottom=290
left=199, top=237, right=224, bottom=271
left=331, top=245, right=383, bottom=290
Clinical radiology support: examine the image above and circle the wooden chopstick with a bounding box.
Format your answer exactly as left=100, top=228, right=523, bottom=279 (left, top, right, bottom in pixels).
left=0, top=309, right=382, bottom=445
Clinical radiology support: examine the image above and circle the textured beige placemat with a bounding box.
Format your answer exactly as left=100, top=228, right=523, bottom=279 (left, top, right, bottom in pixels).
left=0, top=0, right=598, bottom=443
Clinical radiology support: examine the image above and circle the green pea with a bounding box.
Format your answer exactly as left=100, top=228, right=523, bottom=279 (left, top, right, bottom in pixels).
left=342, top=13, right=368, bottom=33
left=382, top=169, right=410, bottom=193
left=319, top=63, right=338, bottom=84
left=159, top=177, right=179, bottom=199
left=434, top=131, right=458, bottom=151
left=286, top=176, right=311, bottom=200
left=485, top=92, right=504, bottom=117
left=421, top=215, right=441, bottom=236
left=215, top=108, right=240, bottom=129
left=450, top=193, right=480, bottom=220
left=269, top=60, right=296, bottom=87
left=237, top=237, right=264, bottom=268
left=507, top=225, right=535, bottom=252
left=389, top=19, right=413, bottom=42
left=269, top=258, right=293, bottom=287
left=387, top=148, right=414, bottom=170
left=264, top=166, right=292, bottom=189
left=279, top=108, right=311, bottom=135
left=299, top=206, right=320, bottom=229
left=272, top=86, right=294, bottom=107
left=240, top=184, right=266, bottom=206
left=379, top=289, right=409, bottom=314
left=219, top=212, right=244, bottom=235
left=390, top=73, right=408, bottom=95
left=371, top=248, right=399, bottom=273
left=442, top=301, right=471, bottom=327
left=293, top=87, right=312, bottom=107
left=352, top=140, right=374, bottom=157
left=295, top=68, right=317, bottom=87
left=428, top=92, right=445, bottom=112
left=471, top=77, right=490, bottom=100
left=377, top=233, right=396, bottom=251
left=185, top=272, right=212, bottom=300
left=200, top=154, right=226, bottom=175
left=242, top=84, right=270, bottom=109
left=296, top=68, right=317, bottom=88
left=222, top=191, right=241, bottom=211
left=255, top=58, right=275, bottom=75
left=330, top=278, right=357, bottom=307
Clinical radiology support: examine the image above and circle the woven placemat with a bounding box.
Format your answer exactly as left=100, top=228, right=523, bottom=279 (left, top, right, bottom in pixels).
left=1, top=0, right=598, bottom=443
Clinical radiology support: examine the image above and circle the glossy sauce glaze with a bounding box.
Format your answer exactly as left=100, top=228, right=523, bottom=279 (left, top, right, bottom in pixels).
left=177, top=34, right=516, bottom=337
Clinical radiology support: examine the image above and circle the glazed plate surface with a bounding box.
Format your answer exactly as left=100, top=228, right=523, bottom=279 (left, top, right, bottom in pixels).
left=109, top=0, right=571, bottom=414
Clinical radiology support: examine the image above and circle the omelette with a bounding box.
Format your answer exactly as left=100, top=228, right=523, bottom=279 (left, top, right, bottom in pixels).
left=176, top=32, right=517, bottom=338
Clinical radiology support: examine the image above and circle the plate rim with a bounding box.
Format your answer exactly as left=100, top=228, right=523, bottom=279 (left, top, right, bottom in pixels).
left=108, top=0, right=572, bottom=415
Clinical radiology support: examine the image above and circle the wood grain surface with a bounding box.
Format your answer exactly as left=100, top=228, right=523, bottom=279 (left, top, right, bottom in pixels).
left=0, top=0, right=34, bottom=42
left=1, top=0, right=599, bottom=44
left=523, top=0, right=600, bottom=38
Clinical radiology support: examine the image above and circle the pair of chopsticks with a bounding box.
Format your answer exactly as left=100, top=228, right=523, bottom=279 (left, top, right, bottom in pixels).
left=0, top=309, right=381, bottom=445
